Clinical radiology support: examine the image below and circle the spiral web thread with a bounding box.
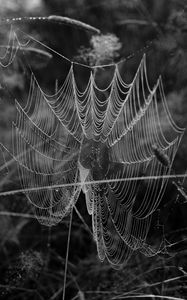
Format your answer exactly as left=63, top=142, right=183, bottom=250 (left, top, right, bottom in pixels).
left=0, top=28, right=184, bottom=266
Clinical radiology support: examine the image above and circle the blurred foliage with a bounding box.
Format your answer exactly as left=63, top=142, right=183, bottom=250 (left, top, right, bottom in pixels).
left=0, top=0, right=187, bottom=299
left=75, top=33, right=122, bottom=66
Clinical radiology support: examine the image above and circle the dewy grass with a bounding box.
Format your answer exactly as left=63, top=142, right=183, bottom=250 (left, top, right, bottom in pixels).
left=0, top=173, right=187, bottom=196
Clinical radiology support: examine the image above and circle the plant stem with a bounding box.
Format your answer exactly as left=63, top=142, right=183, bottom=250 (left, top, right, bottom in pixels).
left=62, top=208, right=73, bottom=300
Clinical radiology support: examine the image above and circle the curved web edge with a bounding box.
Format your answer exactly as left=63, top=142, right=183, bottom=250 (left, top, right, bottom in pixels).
left=81, top=62, right=184, bottom=266
left=3, top=68, right=84, bottom=226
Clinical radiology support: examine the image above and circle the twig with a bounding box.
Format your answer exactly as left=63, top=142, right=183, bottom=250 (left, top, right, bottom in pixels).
left=117, top=19, right=157, bottom=27
left=112, top=294, right=186, bottom=300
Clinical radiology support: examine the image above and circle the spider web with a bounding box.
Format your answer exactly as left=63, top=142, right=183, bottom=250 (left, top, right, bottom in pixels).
left=0, top=26, right=185, bottom=267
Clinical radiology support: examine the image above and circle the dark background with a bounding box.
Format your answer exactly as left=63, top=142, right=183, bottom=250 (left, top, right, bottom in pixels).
left=0, top=1, right=186, bottom=299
